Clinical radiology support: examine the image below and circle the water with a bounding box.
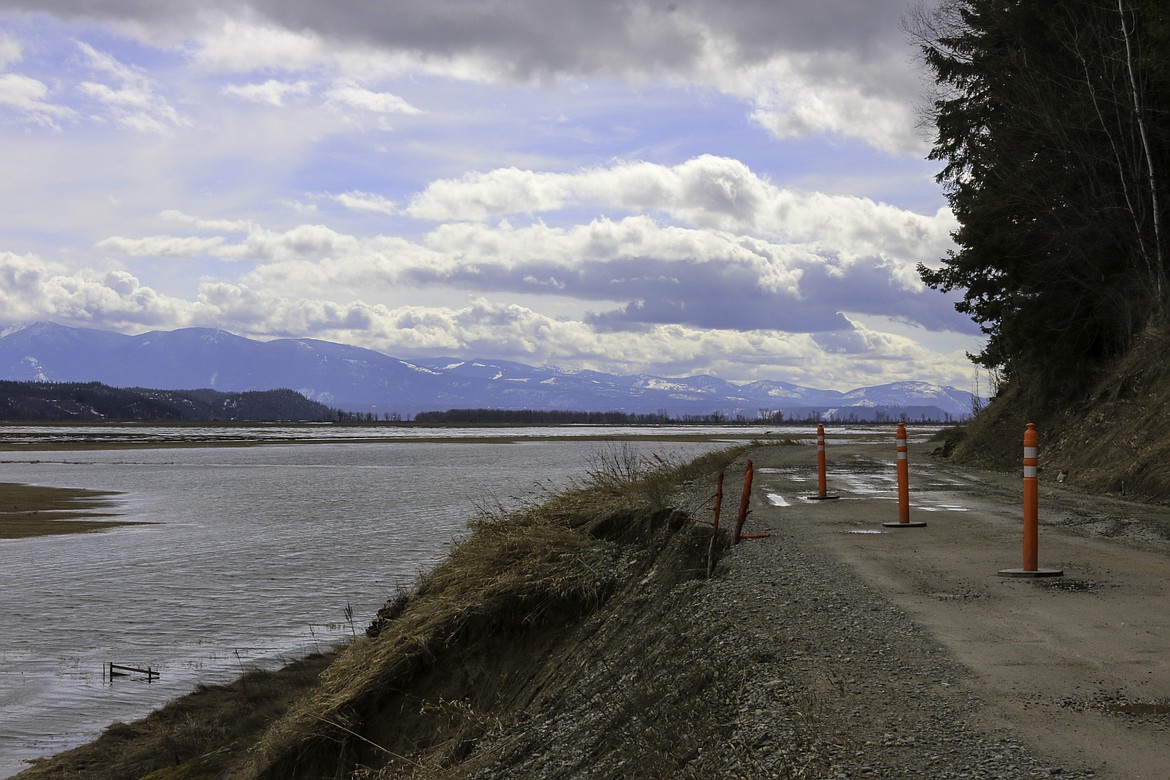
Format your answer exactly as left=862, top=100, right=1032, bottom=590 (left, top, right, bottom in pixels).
left=0, top=430, right=737, bottom=777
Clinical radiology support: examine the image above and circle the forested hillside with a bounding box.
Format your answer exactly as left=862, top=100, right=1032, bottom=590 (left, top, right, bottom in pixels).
left=0, top=381, right=334, bottom=422
left=911, top=1, right=1170, bottom=499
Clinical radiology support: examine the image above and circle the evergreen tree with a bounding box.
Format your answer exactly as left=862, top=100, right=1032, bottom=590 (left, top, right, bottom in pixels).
left=911, top=0, right=1170, bottom=393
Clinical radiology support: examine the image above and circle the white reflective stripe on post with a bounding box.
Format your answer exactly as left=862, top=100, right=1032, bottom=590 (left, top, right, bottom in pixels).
left=1024, top=446, right=1038, bottom=459
left=897, top=451, right=907, bottom=460
left=1024, top=465, right=1038, bottom=478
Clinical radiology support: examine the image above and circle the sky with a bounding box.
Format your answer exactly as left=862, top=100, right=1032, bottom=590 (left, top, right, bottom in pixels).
left=0, top=0, right=981, bottom=392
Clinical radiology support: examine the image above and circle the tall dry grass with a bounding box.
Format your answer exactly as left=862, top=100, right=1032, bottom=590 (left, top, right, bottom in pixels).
left=239, top=443, right=749, bottom=779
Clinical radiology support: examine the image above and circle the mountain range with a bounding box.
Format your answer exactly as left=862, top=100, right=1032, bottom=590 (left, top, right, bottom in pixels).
left=0, top=322, right=978, bottom=421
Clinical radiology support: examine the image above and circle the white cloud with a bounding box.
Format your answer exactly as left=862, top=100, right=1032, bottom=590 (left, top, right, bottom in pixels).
left=0, top=73, right=77, bottom=127
left=193, top=17, right=329, bottom=73
left=159, top=210, right=253, bottom=233
left=325, top=83, right=421, bottom=115
left=0, top=248, right=976, bottom=388
left=0, top=251, right=190, bottom=327
left=0, top=31, right=21, bottom=68
left=222, top=78, right=313, bottom=106
left=405, top=156, right=955, bottom=271
left=217, top=224, right=361, bottom=261
left=75, top=41, right=184, bottom=132
left=0, top=5, right=974, bottom=389
left=96, top=235, right=225, bottom=257
left=334, top=191, right=398, bottom=215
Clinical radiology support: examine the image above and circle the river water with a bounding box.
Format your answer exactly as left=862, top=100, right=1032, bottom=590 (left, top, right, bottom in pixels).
left=0, top=426, right=767, bottom=776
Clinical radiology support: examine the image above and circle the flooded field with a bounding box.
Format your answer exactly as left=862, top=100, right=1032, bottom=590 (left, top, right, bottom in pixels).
left=0, top=427, right=756, bottom=777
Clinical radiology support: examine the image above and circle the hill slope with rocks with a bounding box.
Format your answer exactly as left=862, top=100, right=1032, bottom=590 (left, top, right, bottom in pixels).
left=941, top=323, right=1170, bottom=505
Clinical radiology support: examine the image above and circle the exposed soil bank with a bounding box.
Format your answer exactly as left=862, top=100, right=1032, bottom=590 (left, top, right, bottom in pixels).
left=13, top=436, right=1170, bottom=779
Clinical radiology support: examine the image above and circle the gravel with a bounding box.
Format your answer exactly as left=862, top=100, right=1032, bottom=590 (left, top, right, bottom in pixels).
left=456, top=451, right=1097, bottom=780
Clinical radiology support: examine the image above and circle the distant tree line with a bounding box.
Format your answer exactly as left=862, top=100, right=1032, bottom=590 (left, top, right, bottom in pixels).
left=412, top=409, right=720, bottom=425
left=910, top=0, right=1170, bottom=398
left=407, top=407, right=961, bottom=424
left=0, top=381, right=333, bottom=422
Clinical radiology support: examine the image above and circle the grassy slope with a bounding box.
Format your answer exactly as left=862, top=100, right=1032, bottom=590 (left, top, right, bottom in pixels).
left=944, top=323, right=1170, bottom=502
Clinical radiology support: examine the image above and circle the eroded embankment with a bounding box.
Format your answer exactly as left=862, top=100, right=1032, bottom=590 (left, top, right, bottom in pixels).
left=15, top=445, right=748, bottom=780
left=237, top=447, right=742, bottom=780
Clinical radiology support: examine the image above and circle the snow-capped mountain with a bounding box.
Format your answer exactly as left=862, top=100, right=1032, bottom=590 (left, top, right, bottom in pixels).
left=0, top=322, right=979, bottom=420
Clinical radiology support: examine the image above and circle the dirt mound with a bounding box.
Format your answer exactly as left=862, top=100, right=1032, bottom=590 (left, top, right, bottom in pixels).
left=943, top=323, right=1170, bottom=503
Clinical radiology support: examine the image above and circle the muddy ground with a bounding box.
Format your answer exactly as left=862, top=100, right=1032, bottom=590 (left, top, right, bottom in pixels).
left=0, top=482, right=132, bottom=538
left=739, top=433, right=1170, bottom=778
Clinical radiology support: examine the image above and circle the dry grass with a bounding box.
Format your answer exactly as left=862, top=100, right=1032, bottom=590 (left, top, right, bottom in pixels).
left=238, top=443, right=747, bottom=779
left=947, top=323, right=1170, bottom=502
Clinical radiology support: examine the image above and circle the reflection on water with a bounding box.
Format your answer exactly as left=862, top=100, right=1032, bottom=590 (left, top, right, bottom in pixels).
left=0, top=432, right=726, bottom=777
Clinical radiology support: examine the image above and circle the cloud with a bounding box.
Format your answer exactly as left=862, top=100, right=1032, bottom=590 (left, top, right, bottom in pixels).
left=222, top=78, right=313, bottom=106
left=325, top=83, right=421, bottom=115
left=113, top=210, right=962, bottom=336
left=217, top=224, right=361, bottom=261
left=404, top=156, right=955, bottom=267
left=96, top=235, right=225, bottom=257
left=0, top=4, right=977, bottom=390
left=334, top=192, right=398, bottom=215
left=75, top=41, right=184, bottom=132
left=1, top=249, right=977, bottom=388
left=193, top=17, right=330, bottom=73
left=158, top=210, right=253, bottom=233
left=0, top=72, right=78, bottom=127
left=8, top=0, right=924, bottom=153
left=0, top=30, right=21, bottom=68
left=0, top=251, right=188, bottom=327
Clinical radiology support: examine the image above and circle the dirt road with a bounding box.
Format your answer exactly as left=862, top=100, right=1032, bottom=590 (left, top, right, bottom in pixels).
left=744, top=431, right=1170, bottom=779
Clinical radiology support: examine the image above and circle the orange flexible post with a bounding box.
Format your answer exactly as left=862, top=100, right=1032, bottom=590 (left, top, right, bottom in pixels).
left=998, top=423, right=1060, bottom=576
left=816, top=424, right=828, bottom=498
left=897, top=423, right=910, bottom=523
left=734, top=460, right=754, bottom=544
left=884, top=423, right=926, bottom=527
left=1022, top=422, right=1039, bottom=571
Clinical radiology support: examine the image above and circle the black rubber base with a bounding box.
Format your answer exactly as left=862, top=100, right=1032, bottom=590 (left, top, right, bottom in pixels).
left=997, top=568, right=1064, bottom=578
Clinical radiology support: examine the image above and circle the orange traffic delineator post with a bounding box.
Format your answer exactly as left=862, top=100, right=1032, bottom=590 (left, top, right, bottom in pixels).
left=734, top=460, right=754, bottom=543
left=711, top=471, right=724, bottom=531
left=884, top=423, right=926, bottom=528
left=806, top=423, right=839, bottom=500
left=999, top=423, right=1063, bottom=578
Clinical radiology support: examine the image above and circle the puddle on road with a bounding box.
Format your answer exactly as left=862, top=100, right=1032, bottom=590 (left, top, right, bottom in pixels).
left=754, top=460, right=975, bottom=515
left=1099, top=701, right=1170, bottom=716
